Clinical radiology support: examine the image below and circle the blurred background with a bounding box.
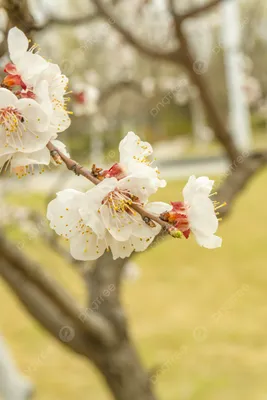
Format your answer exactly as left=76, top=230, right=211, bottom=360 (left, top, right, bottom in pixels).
left=1, top=0, right=267, bottom=399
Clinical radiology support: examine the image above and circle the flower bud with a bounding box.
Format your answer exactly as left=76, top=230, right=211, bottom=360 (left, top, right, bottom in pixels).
left=168, top=228, right=182, bottom=238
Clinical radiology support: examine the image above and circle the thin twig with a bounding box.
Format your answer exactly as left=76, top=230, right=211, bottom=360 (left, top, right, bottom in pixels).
left=47, top=142, right=99, bottom=185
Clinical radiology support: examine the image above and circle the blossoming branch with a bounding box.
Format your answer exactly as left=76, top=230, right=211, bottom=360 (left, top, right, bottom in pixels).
left=0, top=27, right=223, bottom=261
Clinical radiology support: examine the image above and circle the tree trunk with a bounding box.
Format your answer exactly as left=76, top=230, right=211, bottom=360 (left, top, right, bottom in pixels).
left=85, top=252, right=158, bottom=400
left=92, top=341, right=156, bottom=400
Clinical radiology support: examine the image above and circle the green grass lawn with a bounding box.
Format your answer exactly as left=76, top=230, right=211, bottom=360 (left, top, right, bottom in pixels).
left=2, top=169, right=267, bottom=400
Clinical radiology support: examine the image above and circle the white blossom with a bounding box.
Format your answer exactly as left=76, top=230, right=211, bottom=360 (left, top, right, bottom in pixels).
left=0, top=88, right=50, bottom=156
left=104, top=131, right=166, bottom=200
left=5, top=28, right=71, bottom=135
left=6, top=27, right=48, bottom=86
left=81, top=178, right=163, bottom=242
left=34, top=64, right=71, bottom=134
left=0, top=27, right=71, bottom=172
left=47, top=188, right=163, bottom=261
left=163, top=176, right=222, bottom=249
left=183, top=176, right=222, bottom=248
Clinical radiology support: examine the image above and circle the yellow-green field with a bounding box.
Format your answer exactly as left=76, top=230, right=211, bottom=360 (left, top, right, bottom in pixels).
left=1, top=169, right=267, bottom=400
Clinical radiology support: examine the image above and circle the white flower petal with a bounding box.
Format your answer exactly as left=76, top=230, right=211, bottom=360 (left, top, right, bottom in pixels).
left=40, top=63, right=61, bottom=83
left=47, top=189, right=86, bottom=238
left=118, top=172, right=165, bottom=203
left=183, top=175, right=214, bottom=203
left=131, top=235, right=155, bottom=252
left=85, top=178, right=117, bottom=211
left=34, top=80, right=53, bottom=117
left=0, top=153, right=10, bottom=168
left=0, top=131, right=14, bottom=156
left=50, top=104, right=71, bottom=133
left=119, top=131, right=153, bottom=167
left=183, top=175, right=197, bottom=202
left=188, top=195, right=218, bottom=236
left=194, top=233, right=222, bottom=249
left=118, top=175, right=151, bottom=202
left=131, top=213, right=161, bottom=238
left=100, top=204, right=133, bottom=242
left=80, top=179, right=118, bottom=238
left=18, top=98, right=49, bottom=132
left=108, top=232, right=155, bottom=260
left=79, top=207, right=106, bottom=239
left=11, top=147, right=50, bottom=167
left=40, top=63, right=68, bottom=99
left=8, top=27, right=29, bottom=62
left=195, top=176, right=214, bottom=195
left=9, top=99, right=52, bottom=153
left=145, top=201, right=172, bottom=214
left=70, top=232, right=106, bottom=261
left=18, top=53, right=48, bottom=81
left=108, top=236, right=133, bottom=260
left=0, top=88, right=18, bottom=107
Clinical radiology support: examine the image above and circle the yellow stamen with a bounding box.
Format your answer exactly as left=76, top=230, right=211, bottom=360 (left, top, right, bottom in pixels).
left=215, top=202, right=227, bottom=211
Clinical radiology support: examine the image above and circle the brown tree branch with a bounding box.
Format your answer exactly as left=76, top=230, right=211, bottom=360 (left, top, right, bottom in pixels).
left=31, top=12, right=100, bottom=32
left=0, top=258, right=92, bottom=357
left=167, top=4, right=239, bottom=162
left=216, top=151, right=267, bottom=217
left=0, top=31, right=8, bottom=58
left=3, top=0, right=35, bottom=33
left=180, top=0, right=227, bottom=21
left=0, top=233, right=117, bottom=347
left=91, top=0, right=182, bottom=63
left=99, top=80, right=143, bottom=105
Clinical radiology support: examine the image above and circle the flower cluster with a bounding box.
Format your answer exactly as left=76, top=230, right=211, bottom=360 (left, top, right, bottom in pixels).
left=1, top=27, right=223, bottom=261
left=47, top=132, right=222, bottom=260
left=47, top=132, right=169, bottom=260
left=0, top=27, right=70, bottom=175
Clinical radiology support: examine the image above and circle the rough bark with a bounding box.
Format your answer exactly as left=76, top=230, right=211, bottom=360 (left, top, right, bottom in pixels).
left=92, top=342, right=156, bottom=400
left=85, top=252, right=157, bottom=400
